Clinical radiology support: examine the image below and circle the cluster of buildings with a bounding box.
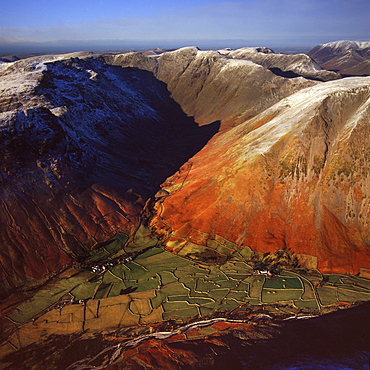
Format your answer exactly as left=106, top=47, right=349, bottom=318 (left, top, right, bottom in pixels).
left=90, top=256, right=133, bottom=274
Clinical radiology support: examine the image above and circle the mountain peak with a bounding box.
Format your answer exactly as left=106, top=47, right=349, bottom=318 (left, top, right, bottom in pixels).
left=308, top=40, right=370, bottom=75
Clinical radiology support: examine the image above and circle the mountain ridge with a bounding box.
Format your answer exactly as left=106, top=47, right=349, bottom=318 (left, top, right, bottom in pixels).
left=0, top=41, right=369, bottom=291
left=0, top=53, right=219, bottom=294
left=308, top=40, right=370, bottom=76
left=0, top=41, right=369, bottom=370
left=150, top=76, right=370, bottom=274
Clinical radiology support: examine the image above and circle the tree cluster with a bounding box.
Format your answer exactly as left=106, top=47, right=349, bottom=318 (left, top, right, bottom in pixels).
left=250, top=249, right=299, bottom=275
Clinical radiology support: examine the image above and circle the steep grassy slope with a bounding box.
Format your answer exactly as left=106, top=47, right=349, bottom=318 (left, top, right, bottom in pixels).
left=150, top=77, right=370, bottom=274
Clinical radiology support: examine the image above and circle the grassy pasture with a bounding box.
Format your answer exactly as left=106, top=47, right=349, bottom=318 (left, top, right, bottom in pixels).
left=207, top=289, right=230, bottom=300
left=161, top=282, right=190, bottom=296
left=196, top=278, right=220, bottom=292
left=324, top=274, right=343, bottom=284
left=317, top=286, right=338, bottom=306
left=214, top=279, right=239, bottom=289
left=234, top=281, right=250, bottom=292
left=130, top=276, right=161, bottom=293
left=9, top=292, right=65, bottom=323
left=163, top=301, right=198, bottom=311
left=262, top=288, right=303, bottom=303
left=88, top=233, right=129, bottom=262
left=7, top=229, right=370, bottom=327
left=341, top=276, right=370, bottom=289
left=8, top=274, right=90, bottom=323
left=104, top=235, right=127, bottom=253
left=102, top=271, right=123, bottom=284
left=264, top=276, right=303, bottom=290
left=178, top=242, right=207, bottom=256
left=158, top=271, right=178, bottom=285
left=219, top=298, right=240, bottom=311
left=163, top=307, right=199, bottom=320
left=226, top=290, right=248, bottom=301
left=89, top=249, right=110, bottom=262
left=220, top=260, right=251, bottom=275
left=151, top=291, right=166, bottom=309
left=167, top=295, right=189, bottom=301
left=174, top=264, right=211, bottom=278
left=262, top=273, right=303, bottom=303
left=132, top=225, right=158, bottom=249
left=135, top=247, right=164, bottom=260
left=110, top=264, right=129, bottom=280
left=71, top=282, right=99, bottom=301
left=238, top=246, right=253, bottom=259
left=138, top=251, right=189, bottom=270
left=187, top=296, right=215, bottom=305
left=337, top=287, right=370, bottom=303
left=301, top=278, right=316, bottom=300
left=122, top=262, right=148, bottom=282
left=245, top=275, right=265, bottom=299
left=94, top=283, right=112, bottom=299
left=108, top=282, right=128, bottom=298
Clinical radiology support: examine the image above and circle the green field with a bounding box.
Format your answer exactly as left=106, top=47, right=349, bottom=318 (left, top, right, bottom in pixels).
left=7, top=228, right=370, bottom=325
left=9, top=273, right=93, bottom=323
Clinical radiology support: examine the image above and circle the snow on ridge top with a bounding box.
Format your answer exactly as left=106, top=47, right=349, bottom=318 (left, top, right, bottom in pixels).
left=169, top=46, right=200, bottom=55
left=237, top=76, right=370, bottom=160
left=279, top=76, right=370, bottom=111
left=319, top=40, right=370, bottom=50
left=158, top=46, right=200, bottom=61
left=0, top=61, right=13, bottom=73
left=11, top=51, right=93, bottom=70
left=0, top=52, right=94, bottom=97
left=235, top=46, right=275, bottom=54
left=221, top=57, right=260, bottom=71
left=196, top=50, right=222, bottom=58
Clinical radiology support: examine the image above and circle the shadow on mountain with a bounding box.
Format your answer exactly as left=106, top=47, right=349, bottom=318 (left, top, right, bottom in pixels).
left=341, top=73, right=369, bottom=77
left=0, top=58, right=220, bottom=294
left=268, top=67, right=325, bottom=82
left=34, top=60, right=220, bottom=198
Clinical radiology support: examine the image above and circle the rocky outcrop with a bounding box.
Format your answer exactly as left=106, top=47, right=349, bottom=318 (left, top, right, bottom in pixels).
left=151, top=77, right=370, bottom=274
left=105, top=47, right=318, bottom=129
left=308, top=40, right=370, bottom=76
left=0, top=53, right=218, bottom=294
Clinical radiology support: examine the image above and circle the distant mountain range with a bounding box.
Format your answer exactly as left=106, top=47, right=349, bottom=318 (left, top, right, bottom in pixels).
left=308, top=40, right=370, bottom=75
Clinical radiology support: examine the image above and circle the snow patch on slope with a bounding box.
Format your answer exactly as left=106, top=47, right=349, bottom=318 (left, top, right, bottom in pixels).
left=237, top=76, right=370, bottom=161
left=220, top=58, right=260, bottom=72
left=319, top=40, right=370, bottom=51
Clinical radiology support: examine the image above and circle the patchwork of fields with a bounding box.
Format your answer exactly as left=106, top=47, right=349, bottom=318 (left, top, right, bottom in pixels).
left=2, top=229, right=370, bottom=355
left=8, top=230, right=370, bottom=324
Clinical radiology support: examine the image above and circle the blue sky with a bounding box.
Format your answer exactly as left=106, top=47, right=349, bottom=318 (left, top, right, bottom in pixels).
left=0, top=0, right=369, bottom=53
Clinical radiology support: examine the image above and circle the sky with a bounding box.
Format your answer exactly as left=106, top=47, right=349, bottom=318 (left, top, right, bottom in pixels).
left=0, top=0, right=369, bottom=53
